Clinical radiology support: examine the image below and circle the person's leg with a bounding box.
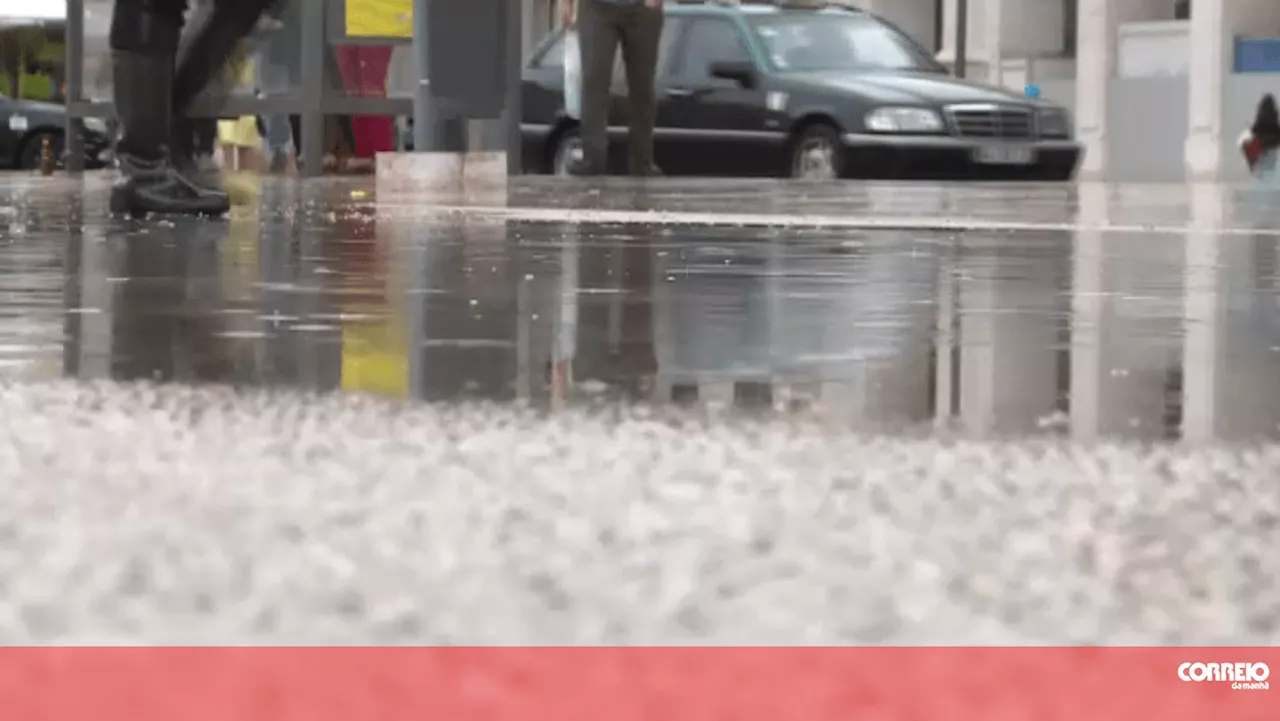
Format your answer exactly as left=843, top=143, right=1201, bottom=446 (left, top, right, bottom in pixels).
left=264, top=114, right=291, bottom=171
left=288, top=114, right=301, bottom=157
left=109, top=0, right=229, bottom=216
left=619, top=3, right=662, bottom=176
left=170, top=0, right=275, bottom=186
left=576, top=0, right=621, bottom=175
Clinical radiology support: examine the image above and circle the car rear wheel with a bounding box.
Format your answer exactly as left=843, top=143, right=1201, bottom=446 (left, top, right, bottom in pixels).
left=790, top=124, right=842, bottom=180
left=18, top=131, right=64, bottom=171
left=551, top=128, right=584, bottom=176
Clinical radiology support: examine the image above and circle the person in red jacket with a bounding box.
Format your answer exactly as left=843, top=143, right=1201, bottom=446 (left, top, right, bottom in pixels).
left=1239, top=93, right=1280, bottom=174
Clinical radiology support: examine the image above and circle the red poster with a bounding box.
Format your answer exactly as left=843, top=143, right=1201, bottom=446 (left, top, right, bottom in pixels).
left=0, top=647, right=1274, bottom=720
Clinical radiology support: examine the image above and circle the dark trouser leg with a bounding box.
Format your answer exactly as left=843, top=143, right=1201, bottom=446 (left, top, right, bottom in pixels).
left=289, top=114, right=301, bottom=157
left=169, top=0, right=274, bottom=188
left=619, top=4, right=662, bottom=176
left=577, top=0, right=621, bottom=175
left=109, top=0, right=229, bottom=216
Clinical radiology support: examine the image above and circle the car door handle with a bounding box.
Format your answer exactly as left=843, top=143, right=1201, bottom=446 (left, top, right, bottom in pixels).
left=665, top=87, right=696, bottom=98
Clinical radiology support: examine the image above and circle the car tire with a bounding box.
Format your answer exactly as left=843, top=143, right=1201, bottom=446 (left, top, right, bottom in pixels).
left=789, top=124, right=843, bottom=180
left=550, top=127, right=584, bottom=176
left=17, top=131, right=64, bottom=171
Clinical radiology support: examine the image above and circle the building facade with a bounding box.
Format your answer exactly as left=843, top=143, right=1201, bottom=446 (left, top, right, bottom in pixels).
left=860, top=0, right=1280, bottom=182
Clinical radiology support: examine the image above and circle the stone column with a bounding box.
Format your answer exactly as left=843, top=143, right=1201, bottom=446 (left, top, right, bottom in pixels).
left=956, top=235, right=1069, bottom=435
left=1070, top=185, right=1182, bottom=440
left=1075, top=0, right=1118, bottom=179
left=1182, top=185, right=1280, bottom=440
left=1076, top=0, right=1170, bottom=179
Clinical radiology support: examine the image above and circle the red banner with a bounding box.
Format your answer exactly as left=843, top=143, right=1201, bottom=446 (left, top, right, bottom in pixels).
left=0, top=647, right=1275, bottom=720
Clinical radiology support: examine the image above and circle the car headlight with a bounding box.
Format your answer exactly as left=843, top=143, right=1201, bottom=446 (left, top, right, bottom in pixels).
left=1037, top=108, right=1071, bottom=138
left=864, top=107, right=943, bottom=133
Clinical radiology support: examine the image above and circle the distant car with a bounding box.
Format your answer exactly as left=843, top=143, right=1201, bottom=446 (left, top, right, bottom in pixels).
left=520, top=1, right=1082, bottom=181
left=0, top=93, right=113, bottom=171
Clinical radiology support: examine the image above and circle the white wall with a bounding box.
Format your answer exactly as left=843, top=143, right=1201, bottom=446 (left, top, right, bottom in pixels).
left=1117, top=21, right=1189, bottom=78
left=863, top=0, right=939, bottom=52
left=999, top=0, right=1065, bottom=56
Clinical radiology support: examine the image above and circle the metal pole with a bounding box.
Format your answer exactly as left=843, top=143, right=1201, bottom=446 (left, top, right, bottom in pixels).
left=411, top=0, right=434, bottom=152
left=954, top=0, right=968, bottom=78
left=64, top=0, right=86, bottom=173
left=300, top=0, right=326, bottom=177
left=505, top=0, right=524, bottom=174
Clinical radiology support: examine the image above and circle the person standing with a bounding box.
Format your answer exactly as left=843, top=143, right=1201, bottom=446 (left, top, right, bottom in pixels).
left=1240, top=94, right=1280, bottom=183
left=108, top=0, right=276, bottom=216
left=108, top=0, right=230, bottom=216
left=561, top=0, right=663, bottom=176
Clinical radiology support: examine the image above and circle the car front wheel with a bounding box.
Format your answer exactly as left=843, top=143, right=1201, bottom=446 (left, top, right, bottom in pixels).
left=789, top=124, right=842, bottom=180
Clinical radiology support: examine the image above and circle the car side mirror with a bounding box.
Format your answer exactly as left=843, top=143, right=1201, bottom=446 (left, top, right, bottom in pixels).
left=709, top=60, right=757, bottom=89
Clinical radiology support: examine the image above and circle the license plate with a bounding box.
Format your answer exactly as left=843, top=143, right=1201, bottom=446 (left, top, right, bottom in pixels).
left=973, top=145, right=1035, bottom=165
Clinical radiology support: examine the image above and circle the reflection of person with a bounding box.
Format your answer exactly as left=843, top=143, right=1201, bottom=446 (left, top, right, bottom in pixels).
left=65, top=217, right=238, bottom=382
left=561, top=0, right=664, bottom=177
left=1240, top=94, right=1280, bottom=181
left=572, top=228, right=656, bottom=400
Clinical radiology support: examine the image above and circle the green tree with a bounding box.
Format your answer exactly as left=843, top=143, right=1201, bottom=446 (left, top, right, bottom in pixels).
left=0, top=26, right=47, bottom=98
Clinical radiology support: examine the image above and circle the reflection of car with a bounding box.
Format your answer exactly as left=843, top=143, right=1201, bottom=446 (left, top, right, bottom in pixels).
left=0, top=93, right=113, bottom=170
left=520, top=1, right=1082, bottom=181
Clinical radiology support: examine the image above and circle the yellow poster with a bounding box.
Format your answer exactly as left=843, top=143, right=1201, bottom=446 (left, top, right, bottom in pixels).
left=345, top=0, right=413, bottom=39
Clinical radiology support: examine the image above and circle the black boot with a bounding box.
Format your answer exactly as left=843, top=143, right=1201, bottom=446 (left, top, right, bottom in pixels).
left=170, top=0, right=271, bottom=192
left=109, top=7, right=229, bottom=217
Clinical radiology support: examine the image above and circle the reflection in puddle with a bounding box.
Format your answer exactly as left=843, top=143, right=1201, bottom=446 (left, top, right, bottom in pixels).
left=0, top=179, right=1278, bottom=441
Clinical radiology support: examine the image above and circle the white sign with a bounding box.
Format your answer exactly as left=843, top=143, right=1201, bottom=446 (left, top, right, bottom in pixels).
left=1178, top=662, right=1270, bottom=691
left=8, top=114, right=28, bottom=132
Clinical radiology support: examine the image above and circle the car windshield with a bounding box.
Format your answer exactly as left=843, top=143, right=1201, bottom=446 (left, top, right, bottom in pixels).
left=749, top=13, right=944, bottom=74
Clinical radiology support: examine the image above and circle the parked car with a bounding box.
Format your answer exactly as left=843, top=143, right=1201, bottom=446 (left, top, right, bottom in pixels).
left=0, top=93, right=113, bottom=171
left=520, top=1, right=1082, bottom=181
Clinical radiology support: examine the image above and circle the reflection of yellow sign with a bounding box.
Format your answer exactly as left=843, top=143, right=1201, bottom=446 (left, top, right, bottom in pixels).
left=345, top=0, right=413, bottom=38
left=341, top=314, right=409, bottom=397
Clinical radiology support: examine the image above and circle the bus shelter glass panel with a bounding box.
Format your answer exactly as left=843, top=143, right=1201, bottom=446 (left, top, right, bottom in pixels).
left=80, top=0, right=113, bottom=102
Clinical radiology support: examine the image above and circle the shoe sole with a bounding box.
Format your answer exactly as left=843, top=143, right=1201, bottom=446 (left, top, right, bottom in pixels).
left=109, top=188, right=230, bottom=218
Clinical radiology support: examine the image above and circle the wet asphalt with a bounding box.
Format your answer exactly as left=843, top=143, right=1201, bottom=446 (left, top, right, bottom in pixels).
left=0, top=173, right=1277, bottom=643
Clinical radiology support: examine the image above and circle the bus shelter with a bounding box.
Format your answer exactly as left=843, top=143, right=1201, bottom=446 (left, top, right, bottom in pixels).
left=62, top=0, right=531, bottom=176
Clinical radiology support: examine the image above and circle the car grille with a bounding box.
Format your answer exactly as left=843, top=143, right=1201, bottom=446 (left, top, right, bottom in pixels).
left=946, top=106, right=1036, bottom=139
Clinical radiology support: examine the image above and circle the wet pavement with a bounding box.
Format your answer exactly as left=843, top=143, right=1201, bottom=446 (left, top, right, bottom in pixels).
left=0, top=173, right=1279, bottom=643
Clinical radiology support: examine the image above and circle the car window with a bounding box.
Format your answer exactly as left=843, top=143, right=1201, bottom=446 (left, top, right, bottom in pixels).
left=750, top=13, right=943, bottom=73
left=672, top=18, right=751, bottom=84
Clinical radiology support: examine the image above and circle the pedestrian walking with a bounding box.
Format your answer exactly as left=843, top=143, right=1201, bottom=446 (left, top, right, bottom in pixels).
left=561, top=0, right=664, bottom=176
left=108, top=0, right=276, bottom=216
left=1240, top=93, right=1280, bottom=183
